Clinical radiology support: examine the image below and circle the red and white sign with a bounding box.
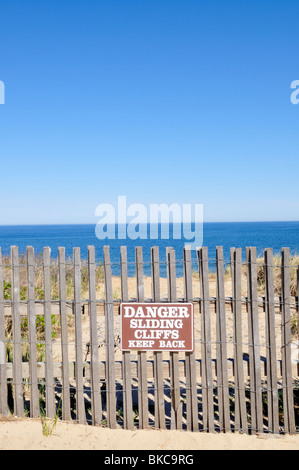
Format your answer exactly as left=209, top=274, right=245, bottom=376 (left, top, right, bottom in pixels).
left=120, top=302, right=194, bottom=352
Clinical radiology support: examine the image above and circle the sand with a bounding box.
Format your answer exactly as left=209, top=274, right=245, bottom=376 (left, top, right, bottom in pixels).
left=0, top=416, right=299, bottom=450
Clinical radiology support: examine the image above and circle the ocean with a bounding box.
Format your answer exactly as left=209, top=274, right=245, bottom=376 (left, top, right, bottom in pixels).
left=0, top=221, right=299, bottom=277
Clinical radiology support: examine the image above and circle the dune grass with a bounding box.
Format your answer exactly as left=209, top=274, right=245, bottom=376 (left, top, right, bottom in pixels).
left=2, top=252, right=299, bottom=301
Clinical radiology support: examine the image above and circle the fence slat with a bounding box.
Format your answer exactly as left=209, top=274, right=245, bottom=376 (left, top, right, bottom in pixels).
left=247, top=247, right=263, bottom=433
left=88, top=245, right=102, bottom=426
left=264, top=248, right=279, bottom=433
left=151, top=246, right=166, bottom=430
left=245, top=246, right=255, bottom=431
left=73, top=247, right=85, bottom=424
left=135, top=246, right=148, bottom=429
left=233, top=248, right=248, bottom=433
left=27, top=246, right=39, bottom=418
left=120, top=246, right=133, bottom=430
left=11, top=246, right=24, bottom=417
left=103, top=246, right=116, bottom=429
left=184, top=247, right=198, bottom=432
left=281, top=247, right=296, bottom=433
left=0, top=248, right=7, bottom=415
left=167, top=247, right=182, bottom=430
left=230, top=247, right=236, bottom=314
left=197, top=247, right=214, bottom=432
left=58, top=247, right=71, bottom=421
left=184, top=248, right=192, bottom=431
left=43, top=247, right=55, bottom=418
left=215, top=246, right=230, bottom=432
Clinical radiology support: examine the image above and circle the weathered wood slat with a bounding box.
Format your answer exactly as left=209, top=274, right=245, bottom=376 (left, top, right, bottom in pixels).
left=11, top=246, right=24, bottom=417
left=215, top=246, right=230, bottom=432
left=120, top=246, right=133, bottom=430
left=281, top=247, right=296, bottom=433
left=58, top=247, right=71, bottom=421
left=245, top=247, right=255, bottom=430
left=104, top=246, right=116, bottom=429
left=167, top=247, right=182, bottom=430
left=151, top=246, right=166, bottom=430
left=184, top=247, right=198, bottom=432
left=73, top=247, right=85, bottom=424
left=27, top=246, right=39, bottom=418
left=247, top=247, right=263, bottom=433
left=198, top=247, right=214, bottom=432
left=233, top=248, right=248, bottom=433
left=0, top=248, right=7, bottom=415
left=230, top=247, right=236, bottom=315
left=88, top=245, right=102, bottom=426
left=135, top=246, right=148, bottom=429
left=43, top=247, right=55, bottom=418
left=264, top=248, right=279, bottom=433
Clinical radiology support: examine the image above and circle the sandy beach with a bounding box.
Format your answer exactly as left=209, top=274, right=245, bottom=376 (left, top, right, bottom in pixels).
left=0, top=416, right=298, bottom=450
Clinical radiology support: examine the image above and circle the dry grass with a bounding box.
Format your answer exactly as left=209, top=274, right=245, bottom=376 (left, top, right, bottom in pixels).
left=255, top=254, right=299, bottom=296
left=2, top=252, right=299, bottom=301
left=1, top=254, right=105, bottom=362
left=1, top=254, right=105, bottom=301
left=216, top=254, right=299, bottom=297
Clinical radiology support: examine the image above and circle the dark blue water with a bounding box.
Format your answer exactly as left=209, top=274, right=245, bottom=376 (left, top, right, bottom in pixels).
left=0, top=221, right=298, bottom=277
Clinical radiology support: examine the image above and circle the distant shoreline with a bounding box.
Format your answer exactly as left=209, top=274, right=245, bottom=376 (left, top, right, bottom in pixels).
left=1, top=220, right=299, bottom=227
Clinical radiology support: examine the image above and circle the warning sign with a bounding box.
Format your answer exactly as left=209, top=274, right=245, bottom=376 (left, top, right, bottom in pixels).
left=120, top=303, right=194, bottom=352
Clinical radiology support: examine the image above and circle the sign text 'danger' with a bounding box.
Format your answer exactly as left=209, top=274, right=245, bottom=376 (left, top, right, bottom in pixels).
left=120, top=303, right=194, bottom=352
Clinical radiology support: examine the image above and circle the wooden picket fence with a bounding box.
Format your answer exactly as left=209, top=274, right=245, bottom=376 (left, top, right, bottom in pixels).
left=0, top=244, right=298, bottom=434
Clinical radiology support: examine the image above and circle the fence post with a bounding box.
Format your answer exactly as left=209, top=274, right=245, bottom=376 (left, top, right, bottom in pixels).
left=167, top=247, right=182, bottom=430
left=184, top=247, right=198, bottom=432
left=27, top=246, right=39, bottom=418
left=151, top=246, right=166, bottom=429
left=58, top=247, right=71, bottom=422
left=135, top=246, right=148, bottom=429
left=246, top=247, right=263, bottom=433
left=197, top=247, right=214, bottom=432
left=215, top=246, right=230, bottom=432
left=120, top=246, right=133, bottom=430
left=233, top=248, right=248, bottom=433
left=264, top=248, right=279, bottom=433
left=43, top=247, right=55, bottom=418
left=230, top=247, right=235, bottom=314
left=11, top=246, right=24, bottom=417
left=73, top=247, right=85, bottom=424
left=88, top=245, right=102, bottom=426
left=166, top=248, right=182, bottom=430
left=281, top=247, right=296, bottom=433
left=0, top=248, right=7, bottom=416
left=103, top=246, right=116, bottom=429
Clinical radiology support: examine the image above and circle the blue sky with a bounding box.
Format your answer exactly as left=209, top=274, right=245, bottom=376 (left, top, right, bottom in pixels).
left=0, top=0, right=298, bottom=224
